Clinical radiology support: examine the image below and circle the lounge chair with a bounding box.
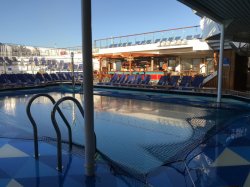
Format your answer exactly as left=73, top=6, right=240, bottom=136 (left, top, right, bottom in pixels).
left=43, top=73, right=53, bottom=83
left=50, top=73, right=60, bottom=82
left=63, top=72, right=73, bottom=81
left=183, top=75, right=204, bottom=90
left=154, top=75, right=169, bottom=88
left=16, top=74, right=36, bottom=86
left=0, top=74, right=9, bottom=88
left=4, top=74, right=23, bottom=87
left=35, top=73, right=46, bottom=84
left=127, top=42, right=132, bottom=46
left=120, top=75, right=135, bottom=86
left=140, top=75, right=151, bottom=86
left=178, top=76, right=192, bottom=88
left=140, top=40, right=146, bottom=45
left=160, top=38, right=167, bottom=46
left=135, top=41, right=141, bottom=45
left=166, top=75, right=180, bottom=88
left=128, top=74, right=143, bottom=87
left=145, top=75, right=168, bottom=89
left=165, top=37, right=174, bottom=45
left=113, top=74, right=127, bottom=86
left=57, top=73, right=67, bottom=81
left=97, top=73, right=119, bottom=85
left=193, top=34, right=201, bottom=39
left=154, top=39, right=161, bottom=43
left=170, top=36, right=181, bottom=45
left=191, top=75, right=204, bottom=88
left=24, top=74, right=37, bottom=85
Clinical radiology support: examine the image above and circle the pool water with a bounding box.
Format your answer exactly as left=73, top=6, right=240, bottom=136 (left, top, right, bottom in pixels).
left=0, top=87, right=250, bottom=180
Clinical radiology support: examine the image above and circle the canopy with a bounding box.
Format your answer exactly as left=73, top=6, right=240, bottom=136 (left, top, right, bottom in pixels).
left=178, top=0, right=250, bottom=43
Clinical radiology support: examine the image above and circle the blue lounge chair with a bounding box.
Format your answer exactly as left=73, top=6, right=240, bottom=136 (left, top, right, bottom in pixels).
left=193, top=34, right=201, bottom=39
left=135, top=41, right=141, bottom=45
left=43, top=73, right=53, bottom=82
left=141, top=75, right=151, bottom=85
left=115, top=74, right=126, bottom=84
left=182, top=75, right=204, bottom=90
left=113, top=74, right=127, bottom=86
left=16, top=74, right=35, bottom=86
left=132, top=74, right=151, bottom=87
left=0, top=74, right=9, bottom=88
left=57, top=73, right=67, bottom=81
left=144, top=75, right=167, bottom=88
left=128, top=74, right=143, bottom=86
left=191, top=75, right=204, bottom=88
left=186, top=35, right=193, bottom=40
left=179, top=76, right=192, bottom=88
left=50, top=73, right=60, bottom=82
left=121, top=75, right=135, bottom=86
left=4, top=74, right=23, bottom=87
left=154, top=39, right=161, bottom=43
left=35, top=73, right=46, bottom=84
left=166, top=75, right=180, bottom=88
left=127, top=42, right=132, bottom=46
left=97, top=73, right=119, bottom=85
left=63, top=72, right=73, bottom=81
left=24, top=74, right=37, bottom=85
left=151, top=75, right=170, bottom=88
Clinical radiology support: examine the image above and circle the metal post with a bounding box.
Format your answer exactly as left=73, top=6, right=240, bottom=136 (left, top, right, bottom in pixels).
left=99, top=58, right=102, bottom=83
left=151, top=57, right=154, bottom=71
left=217, top=24, right=224, bottom=103
left=81, top=0, right=95, bottom=176
left=129, top=59, right=132, bottom=75
left=3, top=45, right=7, bottom=74
left=71, top=52, right=75, bottom=90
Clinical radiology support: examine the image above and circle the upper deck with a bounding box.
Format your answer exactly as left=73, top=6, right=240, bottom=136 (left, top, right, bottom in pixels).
left=93, top=25, right=211, bottom=56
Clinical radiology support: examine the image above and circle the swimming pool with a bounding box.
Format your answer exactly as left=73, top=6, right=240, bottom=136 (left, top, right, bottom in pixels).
left=0, top=86, right=250, bottom=181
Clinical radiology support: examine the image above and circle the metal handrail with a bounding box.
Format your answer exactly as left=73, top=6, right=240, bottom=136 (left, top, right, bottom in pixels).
left=94, top=25, right=200, bottom=41
left=51, top=96, right=88, bottom=172
left=26, top=94, right=73, bottom=160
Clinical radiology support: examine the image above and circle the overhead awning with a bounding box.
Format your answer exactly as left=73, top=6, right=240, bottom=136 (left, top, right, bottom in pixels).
left=178, top=0, right=250, bottom=43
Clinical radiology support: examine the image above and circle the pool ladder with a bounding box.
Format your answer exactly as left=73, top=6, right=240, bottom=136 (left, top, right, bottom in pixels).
left=26, top=93, right=86, bottom=172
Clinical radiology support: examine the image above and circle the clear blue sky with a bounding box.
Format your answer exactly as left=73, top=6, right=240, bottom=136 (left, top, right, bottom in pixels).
left=0, top=0, right=200, bottom=47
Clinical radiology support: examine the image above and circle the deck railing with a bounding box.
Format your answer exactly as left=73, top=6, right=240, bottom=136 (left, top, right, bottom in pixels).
left=93, top=25, right=202, bottom=49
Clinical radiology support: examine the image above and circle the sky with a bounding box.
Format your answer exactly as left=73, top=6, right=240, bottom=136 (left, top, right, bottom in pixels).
left=0, top=0, right=200, bottom=48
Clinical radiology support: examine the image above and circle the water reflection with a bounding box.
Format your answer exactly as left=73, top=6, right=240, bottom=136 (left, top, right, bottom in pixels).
left=3, top=97, right=17, bottom=116
left=225, top=127, right=247, bottom=144
left=0, top=92, right=249, bottom=176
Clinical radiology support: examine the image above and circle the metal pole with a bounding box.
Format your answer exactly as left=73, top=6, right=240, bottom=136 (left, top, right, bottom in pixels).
left=81, top=0, right=95, bottom=176
left=71, top=52, right=75, bottom=90
left=217, top=24, right=224, bottom=103
left=99, top=58, right=102, bottom=83
left=3, top=45, right=7, bottom=74
left=151, top=57, right=154, bottom=71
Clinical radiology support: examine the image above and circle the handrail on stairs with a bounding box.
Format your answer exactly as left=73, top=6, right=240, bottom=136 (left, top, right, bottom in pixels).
left=26, top=94, right=73, bottom=161
left=50, top=96, right=86, bottom=172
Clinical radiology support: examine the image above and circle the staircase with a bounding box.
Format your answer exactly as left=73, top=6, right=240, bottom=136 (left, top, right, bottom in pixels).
left=203, top=71, right=217, bottom=85
left=206, top=40, right=232, bottom=50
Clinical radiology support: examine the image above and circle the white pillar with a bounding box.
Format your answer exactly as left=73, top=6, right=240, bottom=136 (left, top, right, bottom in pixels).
left=217, top=24, right=224, bottom=103
left=81, top=0, right=95, bottom=176
left=151, top=57, right=154, bottom=71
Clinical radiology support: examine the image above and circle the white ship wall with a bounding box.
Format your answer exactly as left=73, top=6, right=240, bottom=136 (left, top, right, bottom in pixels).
left=96, top=39, right=210, bottom=55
